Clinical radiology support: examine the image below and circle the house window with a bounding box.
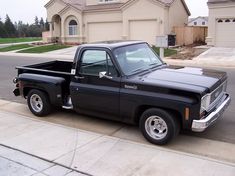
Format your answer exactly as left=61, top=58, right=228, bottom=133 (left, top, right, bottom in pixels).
left=194, top=22, right=197, bottom=25
left=218, top=19, right=223, bottom=23
left=225, top=19, right=231, bottom=23
left=69, top=20, right=78, bottom=36
left=202, top=22, right=205, bottom=25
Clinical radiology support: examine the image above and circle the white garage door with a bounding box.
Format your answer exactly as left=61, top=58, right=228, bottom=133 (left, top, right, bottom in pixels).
left=216, top=18, right=235, bottom=47
left=88, top=22, right=122, bottom=43
left=129, top=20, right=159, bottom=45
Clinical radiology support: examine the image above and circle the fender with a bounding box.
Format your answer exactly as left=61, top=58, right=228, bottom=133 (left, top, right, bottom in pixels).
left=18, top=73, right=66, bottom=106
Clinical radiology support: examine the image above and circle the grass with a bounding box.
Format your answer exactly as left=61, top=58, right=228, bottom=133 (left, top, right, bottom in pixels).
left=18, top=44, right=71, bottom=53
left=0, top=37, right=42, bottom=44
left=152, top=46, right=177, bottom=57
left=0, top=44, right=32, bottom=52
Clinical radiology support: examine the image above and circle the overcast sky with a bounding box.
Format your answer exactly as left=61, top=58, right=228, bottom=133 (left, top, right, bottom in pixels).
left=0, top=0, right=208, bottom=24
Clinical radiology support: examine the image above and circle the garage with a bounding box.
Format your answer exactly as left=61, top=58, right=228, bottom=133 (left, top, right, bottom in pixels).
left=215, top=18, right=235, bottom=47
left=88, top=22, right=122, bottom=43
left=129, top=20, right=159, bottom=45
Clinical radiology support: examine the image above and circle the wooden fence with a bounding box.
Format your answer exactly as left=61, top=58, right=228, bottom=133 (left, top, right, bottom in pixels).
left=173, top=26, right=208, bottom=46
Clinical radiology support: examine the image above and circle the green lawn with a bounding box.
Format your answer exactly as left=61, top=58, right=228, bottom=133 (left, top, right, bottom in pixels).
left=0, top=44, right=32, bottom=52
left=18, top=44, right=71, bottom=53
left=0, top=37, right=42, bottom=44
left=152, top=46, right=177, bottom=57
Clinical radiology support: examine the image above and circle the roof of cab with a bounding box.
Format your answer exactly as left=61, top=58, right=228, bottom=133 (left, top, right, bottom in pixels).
left=79, top=40, right=146, bottom=50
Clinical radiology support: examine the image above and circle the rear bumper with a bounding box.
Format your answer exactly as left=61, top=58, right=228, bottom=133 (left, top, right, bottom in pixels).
left=192, top=93, right=231, bottom=132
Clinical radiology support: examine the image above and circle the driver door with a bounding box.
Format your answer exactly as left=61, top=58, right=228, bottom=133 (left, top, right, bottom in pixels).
left=70, top=48, right=121, bottom=120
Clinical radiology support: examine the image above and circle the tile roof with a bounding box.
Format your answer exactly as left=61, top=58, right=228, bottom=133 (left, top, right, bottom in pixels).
left=59, top=0, right=189, bottom=15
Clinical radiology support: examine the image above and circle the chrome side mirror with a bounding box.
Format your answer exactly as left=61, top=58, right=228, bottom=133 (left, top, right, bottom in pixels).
left=99, top=71, right=112, bottom=79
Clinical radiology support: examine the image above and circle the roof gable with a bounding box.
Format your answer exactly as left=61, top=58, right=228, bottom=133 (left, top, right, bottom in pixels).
left=188, top=16, right=208, bottom=23
left=45, top=0, right=190, bottom=15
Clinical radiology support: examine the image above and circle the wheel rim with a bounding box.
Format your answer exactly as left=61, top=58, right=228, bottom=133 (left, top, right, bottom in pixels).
left=30, top=94, right=43, bottom=113
left=145, top=116, right=168, bottom=140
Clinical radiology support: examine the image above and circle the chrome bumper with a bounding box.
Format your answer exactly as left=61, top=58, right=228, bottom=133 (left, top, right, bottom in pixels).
left=192, top=94, right=231, bottom=132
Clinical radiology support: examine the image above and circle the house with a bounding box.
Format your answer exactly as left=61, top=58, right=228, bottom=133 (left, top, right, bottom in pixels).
left=206, top=0, right=235, bottom=47
left=45, top=0, right=190, bottom=45
left=188, top=16, right=208, bottom=26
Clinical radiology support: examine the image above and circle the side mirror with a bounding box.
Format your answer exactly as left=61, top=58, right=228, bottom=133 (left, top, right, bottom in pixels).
left=99, top=71, right=112, bottom=79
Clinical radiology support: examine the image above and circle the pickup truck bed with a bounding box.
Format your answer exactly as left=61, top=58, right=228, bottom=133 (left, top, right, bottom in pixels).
left=16, top=60, right=73, bottom=76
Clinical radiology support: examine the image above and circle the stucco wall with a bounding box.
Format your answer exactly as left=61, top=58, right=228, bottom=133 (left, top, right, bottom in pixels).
left=207, top=3, right=235, bottom=46
left=61, top=8, right=83, bottom=43
left=45, top=0, right=189, bottom=44
left=168, top=0, right=188, bottom=34
left=47, top=0, right=66, bottom=22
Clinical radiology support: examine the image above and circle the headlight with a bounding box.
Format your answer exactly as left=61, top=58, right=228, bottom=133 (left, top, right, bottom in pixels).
left=200, top=94, right=211, bottom=113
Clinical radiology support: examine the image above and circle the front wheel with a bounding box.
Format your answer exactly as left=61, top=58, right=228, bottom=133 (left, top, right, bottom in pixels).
left=140, top=108, right=179, bottom=145
left=27, top=89, right=51, bottom=117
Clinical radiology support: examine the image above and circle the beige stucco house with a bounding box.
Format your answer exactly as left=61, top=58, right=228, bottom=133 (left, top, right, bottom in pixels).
left=207, top=0, right=235, bottom=47
left=45, top=0, right=190, bottom=45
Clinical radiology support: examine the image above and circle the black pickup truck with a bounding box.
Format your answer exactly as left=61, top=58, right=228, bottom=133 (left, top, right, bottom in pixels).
left=13, top=41, right=231, bottom=145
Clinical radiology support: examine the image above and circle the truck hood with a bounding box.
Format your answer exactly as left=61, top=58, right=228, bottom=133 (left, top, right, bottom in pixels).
left=136, top=66, right=227, bottom=93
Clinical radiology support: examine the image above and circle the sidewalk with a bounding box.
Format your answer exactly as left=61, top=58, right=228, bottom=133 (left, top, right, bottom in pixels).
left=0, top=41, right=42, bottom=48
left=0, top=145, right=86, bottom=176
left=0, top=100, right=234, bottom=176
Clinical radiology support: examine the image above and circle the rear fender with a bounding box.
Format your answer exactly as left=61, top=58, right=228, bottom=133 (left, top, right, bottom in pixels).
left=18, top=73, right=66, bottom=106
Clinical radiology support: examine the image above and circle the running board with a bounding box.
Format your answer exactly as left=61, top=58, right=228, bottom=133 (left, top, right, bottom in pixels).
left=62, top=105, right=73, bottom=110
left=62, top=96, right=73, bottom=110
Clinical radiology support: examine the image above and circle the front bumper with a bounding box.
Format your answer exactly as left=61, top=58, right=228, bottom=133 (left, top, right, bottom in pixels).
left=192, top=93, right=231, bottom=132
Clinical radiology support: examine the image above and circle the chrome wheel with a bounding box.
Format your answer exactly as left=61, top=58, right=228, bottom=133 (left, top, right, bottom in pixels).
left=145, top=116, right=168, bottom=140
left=30, top=94, right=43, bottom=113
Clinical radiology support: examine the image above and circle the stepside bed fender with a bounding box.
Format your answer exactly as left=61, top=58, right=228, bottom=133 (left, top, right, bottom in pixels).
left=18, top=73, right=66, bottom=106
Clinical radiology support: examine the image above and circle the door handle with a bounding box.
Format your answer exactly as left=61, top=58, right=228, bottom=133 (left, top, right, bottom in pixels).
left=75, top=76, right=85, bottom=80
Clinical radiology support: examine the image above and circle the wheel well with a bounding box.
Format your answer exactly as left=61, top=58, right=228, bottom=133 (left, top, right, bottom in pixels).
left=23, top=87, right=49, bottom=100
left=135, top=105, right=182, bottom=128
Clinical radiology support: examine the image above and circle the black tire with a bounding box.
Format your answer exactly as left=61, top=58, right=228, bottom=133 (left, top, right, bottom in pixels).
left=27, top=89, right=51, bottom=117
left=139, top=108, right=179, bottom=145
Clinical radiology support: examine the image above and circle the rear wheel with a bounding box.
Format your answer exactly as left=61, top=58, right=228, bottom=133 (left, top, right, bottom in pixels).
left=27, top=89, right=51, bottom=117
left=140, top=108, right=179, bottom=145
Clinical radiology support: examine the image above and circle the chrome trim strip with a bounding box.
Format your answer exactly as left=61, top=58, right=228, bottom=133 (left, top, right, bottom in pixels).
left=192, top=93, right=231, bottom=132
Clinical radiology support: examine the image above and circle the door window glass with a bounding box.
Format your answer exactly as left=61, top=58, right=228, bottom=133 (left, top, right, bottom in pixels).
left=80, top=50, right=117, bottom=76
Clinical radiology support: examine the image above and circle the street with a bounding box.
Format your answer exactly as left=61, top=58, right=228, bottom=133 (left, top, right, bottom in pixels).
left=0, top=54, right=234, bottom=146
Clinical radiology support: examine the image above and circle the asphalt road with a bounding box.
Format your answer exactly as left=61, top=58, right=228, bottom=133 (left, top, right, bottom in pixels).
left=0, top=55, right=234, bottom=144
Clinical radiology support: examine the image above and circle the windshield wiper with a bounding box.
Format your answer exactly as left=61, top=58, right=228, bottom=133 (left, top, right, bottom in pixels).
left=130, top=67, right=149, bottom=74
left=149, top=63, right=166, bottom=69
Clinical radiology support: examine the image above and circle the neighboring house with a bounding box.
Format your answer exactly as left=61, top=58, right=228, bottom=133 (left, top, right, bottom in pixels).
left=188, top=16, right=208, bottom=26
left=45, top=0, right=190, bottom=45
left=207, top=0, right=235, bottom=47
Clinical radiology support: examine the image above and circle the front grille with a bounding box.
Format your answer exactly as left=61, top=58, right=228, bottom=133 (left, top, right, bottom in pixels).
left=209, top=81, right=227, bottom=111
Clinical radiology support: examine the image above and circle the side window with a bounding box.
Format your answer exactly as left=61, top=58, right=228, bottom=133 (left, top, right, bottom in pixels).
left=80, top=50, right=117, bottom=77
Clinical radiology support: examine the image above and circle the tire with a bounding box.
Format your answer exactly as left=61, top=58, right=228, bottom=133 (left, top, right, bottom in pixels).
left=139, top=108, right=179, bottom=145
left=27, top=89, right=51, bottom=117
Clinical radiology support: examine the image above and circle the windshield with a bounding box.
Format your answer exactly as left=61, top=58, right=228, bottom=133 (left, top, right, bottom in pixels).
left=114, top=43, right=163, bottom=75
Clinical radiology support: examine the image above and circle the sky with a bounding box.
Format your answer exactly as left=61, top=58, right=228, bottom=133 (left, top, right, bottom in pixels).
left=0, top=0, right=208, bottom=24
